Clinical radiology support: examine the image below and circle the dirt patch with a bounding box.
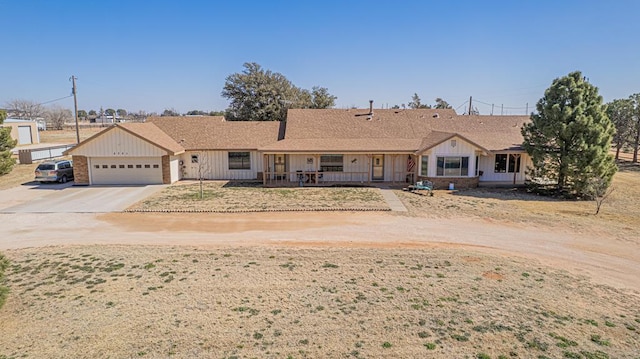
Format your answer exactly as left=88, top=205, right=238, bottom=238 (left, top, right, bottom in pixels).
left=482, top=271, right=505, bottom=280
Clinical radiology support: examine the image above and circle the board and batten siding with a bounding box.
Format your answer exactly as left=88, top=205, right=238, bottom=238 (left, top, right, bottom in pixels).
left=287, top=154, right=371, bottom=182
left=181, top=150, right=262, bottom=180
left=420, top=136, right=479, bottom=177
left=72, top=127, right=166, bottom=157
left=477, top=153, right=532, bottom=184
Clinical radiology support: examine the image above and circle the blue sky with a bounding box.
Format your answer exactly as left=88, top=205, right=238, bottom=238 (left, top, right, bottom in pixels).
left=1, top=0, right=639, bottom=115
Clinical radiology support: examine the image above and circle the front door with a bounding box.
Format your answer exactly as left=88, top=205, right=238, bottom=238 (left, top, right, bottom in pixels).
left=274, top=154, right=286, bottom=179
left=372, top=155, right=384, bottom=181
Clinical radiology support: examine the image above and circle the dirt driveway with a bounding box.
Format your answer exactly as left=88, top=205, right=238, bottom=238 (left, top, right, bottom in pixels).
left=1, top=211, right=638, bottom=294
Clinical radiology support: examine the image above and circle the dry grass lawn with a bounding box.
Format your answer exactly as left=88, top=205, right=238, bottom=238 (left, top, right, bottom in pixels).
left=129, top=181, right=389, bottom=212
left=1, top=245, right=639, bottom=359
left=38, top=126, right=106, bottom=144
left=396, top=164, right=640, bottom=241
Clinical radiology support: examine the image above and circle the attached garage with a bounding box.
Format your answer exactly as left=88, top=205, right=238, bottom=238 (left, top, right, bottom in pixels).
left=89, top=157, right=163, bottom=185
left=65, top=123, right=184, bottom=185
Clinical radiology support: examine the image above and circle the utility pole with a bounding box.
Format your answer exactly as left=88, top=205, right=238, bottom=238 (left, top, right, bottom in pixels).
left=501, top=104, right=504, bottom=116
left=525, top=103, right=528, bottom=115
left=491, top=104, right=494, bottom=116
left=468, top=96, right=473, bottom=115
left=70, top=76, right=80, bottom=144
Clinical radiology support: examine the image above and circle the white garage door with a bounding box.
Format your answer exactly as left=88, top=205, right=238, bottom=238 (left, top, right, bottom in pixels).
left=90, top=157, right=163, bottom=185
left=18, top=126, right=32, bottom=144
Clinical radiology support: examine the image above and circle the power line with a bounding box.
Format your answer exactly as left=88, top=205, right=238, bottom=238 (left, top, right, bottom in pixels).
left=38, top=95, right=73, bottom=106
left=455, top=101, right=469, bottom=111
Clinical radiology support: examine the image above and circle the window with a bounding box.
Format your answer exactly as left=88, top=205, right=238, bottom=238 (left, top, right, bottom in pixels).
left=229, top=152, right=250, bottom=170
left=136, top=164, right=142, bottom=168
left=436, top=156, right=469, bottom=176
left=102, top=165, right=108, bottom=169
left=494, top=154, right=508, bottom=173
left=191, top=154, right=199, bottom=164
left=153, top=164, right=159, bottom=169
left=494, top=154, right=521, bottom=173
left=94, top=165, right=100, bottom=169
left=119, top=164, right=125, bottom=168
left=420, top=156, right=428, bottom=176
left=110, top=165, right=116, bottom=168
left=145, top=164, right=150, bottom=168
left=127, top=164, right=133, bottom=168
left=320, top=155, right=343, bottom=172
left=508, top=154, right=521, bottom=173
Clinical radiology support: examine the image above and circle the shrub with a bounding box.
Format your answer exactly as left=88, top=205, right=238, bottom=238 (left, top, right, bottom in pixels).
left=0, top=252, right=9, bottom=309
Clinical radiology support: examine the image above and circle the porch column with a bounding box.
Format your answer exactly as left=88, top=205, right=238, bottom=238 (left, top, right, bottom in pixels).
left=314, top=154, right=319, bottom=184
left=391, top=155, right=396, bottom=184
left=263, top=154, right=267, bottom=186
left=367, top=154, right=371, bottom=184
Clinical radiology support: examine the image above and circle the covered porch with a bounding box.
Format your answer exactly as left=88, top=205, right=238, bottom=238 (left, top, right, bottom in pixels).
left=260, top=152, right=419, bottom=187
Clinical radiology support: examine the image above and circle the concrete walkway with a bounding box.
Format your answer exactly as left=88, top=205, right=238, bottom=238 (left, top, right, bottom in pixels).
left=378, top=187, right=408, bottom=212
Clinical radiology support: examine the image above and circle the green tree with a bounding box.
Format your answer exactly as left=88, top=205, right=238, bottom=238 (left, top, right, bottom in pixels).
left=88, top=109, right=97, bottom=116
left=408, top=93, right=431, bottom=109
left=522, top=71, right=617, bottom=197
left=310, top=86, right=337, bottom=109
left=161, top=108, right=180, bottom=117
left=105, top=108, right=116, bottom=116
left=222, top=62, right=336, bottom=121
left=629, top=94, right=640, bottom=163
left=77, top=109, right=88, bottom=120
left=116, top=109, right=127, bottom=117
left=0, top=110, right=17, bottom=175
left=434, top=98, right=452, bottom=109
left=606, top=98, right=634, bottom=160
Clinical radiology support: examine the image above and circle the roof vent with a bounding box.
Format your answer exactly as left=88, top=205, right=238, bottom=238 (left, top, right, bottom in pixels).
left=433, top=113, right=440, bottom=118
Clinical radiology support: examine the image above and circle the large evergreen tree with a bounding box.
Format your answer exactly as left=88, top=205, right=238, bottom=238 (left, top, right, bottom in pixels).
left=522, top=71, right=617, bottom=197
left=0, top=110, right=18, bottom=175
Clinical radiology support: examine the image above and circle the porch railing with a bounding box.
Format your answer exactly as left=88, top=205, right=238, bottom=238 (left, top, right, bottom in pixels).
left=263, top=171, right=369, bottom=186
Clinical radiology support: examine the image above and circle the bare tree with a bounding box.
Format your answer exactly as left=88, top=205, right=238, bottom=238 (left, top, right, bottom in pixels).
left=190, top=152, right=210, bottom=199
left=46, top=106, right=72, bottom=130
left=584, top=177, right=615, bottom=215
left=4, top=99, right=45, bottom=119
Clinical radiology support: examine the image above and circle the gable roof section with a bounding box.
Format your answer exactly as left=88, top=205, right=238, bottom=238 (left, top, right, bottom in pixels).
left=414, top=131, right=491, bottom=154
left=148, top=116, right=281, bottom=151
left=66, top=122, right=185, bottom=156
left=261, top=109, right=528, bottom=153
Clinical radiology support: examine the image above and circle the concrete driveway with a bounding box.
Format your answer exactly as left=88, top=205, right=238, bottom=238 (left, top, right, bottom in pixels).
left=0, top=182, right=166, bottom=213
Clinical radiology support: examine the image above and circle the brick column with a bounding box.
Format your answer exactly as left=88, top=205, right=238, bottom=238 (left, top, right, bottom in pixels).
left=72, top=155, right=89, bottom=185
left=161, top=155, right=171, bottom=184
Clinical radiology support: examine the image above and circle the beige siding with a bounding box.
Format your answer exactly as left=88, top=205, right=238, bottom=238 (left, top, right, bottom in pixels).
left=182, top=151, right=261, bottom=180
left=421, top=136, right=480, bottom=178
left=287, top=154, right=374, bottom=182
left=72, top=127, right=166, bottom=157
left=478, top=153, right=532, bottom=184
left=2, top=121, right=39, bottom=145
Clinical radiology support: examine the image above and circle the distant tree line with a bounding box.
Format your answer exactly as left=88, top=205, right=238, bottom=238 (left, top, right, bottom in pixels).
left=605, top=94, right=640, bottom=162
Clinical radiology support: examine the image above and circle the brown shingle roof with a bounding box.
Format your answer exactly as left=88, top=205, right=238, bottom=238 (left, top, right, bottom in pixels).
left=66, top=122, right=185, bottom=156
left=148, top=116, right=281, bottom=151
left=262, top=109, right=528, bottom=153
